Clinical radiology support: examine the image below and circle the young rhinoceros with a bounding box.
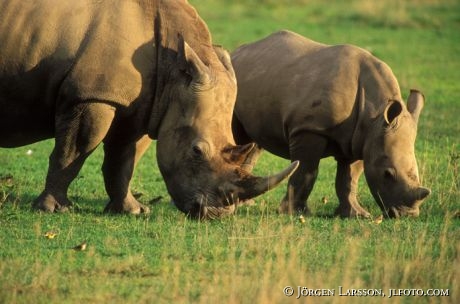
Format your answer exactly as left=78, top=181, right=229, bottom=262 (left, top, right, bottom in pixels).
left=231, top=30, right=430, bottom=218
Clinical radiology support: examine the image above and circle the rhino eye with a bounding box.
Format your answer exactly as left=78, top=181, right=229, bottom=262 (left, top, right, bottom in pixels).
left=384, top=168, right=397, bottom=181
left=191, top=140, right=210, bottom=160
left=192, top=145, right=204, bottom=157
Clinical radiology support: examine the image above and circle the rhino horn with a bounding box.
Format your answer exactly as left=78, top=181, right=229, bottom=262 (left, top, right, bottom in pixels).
left=234, top=161, right=299, bottom=201
left=222, top=143, right=255, bottom=164
left=193, top=161, right=299, bottom=220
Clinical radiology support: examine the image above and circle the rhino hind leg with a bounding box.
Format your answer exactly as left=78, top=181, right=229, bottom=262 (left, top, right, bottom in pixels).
left=279, top=134, right=328, bottom=215
left=33, top=102, right=115, bottom=212
left=334, top=159, right=370, bottom=218
left=102, top=135, right=152, bottom=214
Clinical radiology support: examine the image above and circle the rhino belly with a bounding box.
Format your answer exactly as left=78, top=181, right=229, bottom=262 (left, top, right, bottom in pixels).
left=0, top=97, right=55, bottom=147
left=239, top=116, right=290, bottom=158
left=257, top=137, right=291, bottom=159
left=0, top=53, right=76, bottom=147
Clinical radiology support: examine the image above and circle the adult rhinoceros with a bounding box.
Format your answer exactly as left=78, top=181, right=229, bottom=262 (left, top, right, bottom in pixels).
left=0, top=1, right=298, bottom=219
left=232, top=30, right=430, bottom=218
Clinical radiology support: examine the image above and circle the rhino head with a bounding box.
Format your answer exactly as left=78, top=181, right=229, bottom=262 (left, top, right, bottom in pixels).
left=363, top=90, right=430, bottom=217
left=151, top=39, right=298, bottom=219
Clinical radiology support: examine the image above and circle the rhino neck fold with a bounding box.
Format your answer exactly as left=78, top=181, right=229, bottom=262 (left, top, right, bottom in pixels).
left=351, top=84, right=366, bottom=159
left=147, top=12, right=169, bottom=139
left=147, top=3, right=218, bottom=139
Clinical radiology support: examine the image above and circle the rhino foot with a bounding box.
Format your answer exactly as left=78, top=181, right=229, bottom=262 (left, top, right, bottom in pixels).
left=33, top=192, right=72, bottom=213
left=335, top=205, right=371, bottom=218
left=104, top=196, right=150, bottom=214
left=278, top=200, right=311, bottom=215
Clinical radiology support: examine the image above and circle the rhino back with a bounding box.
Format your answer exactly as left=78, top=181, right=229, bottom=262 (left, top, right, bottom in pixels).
left=0, top=1, right=89, bottom=107
left=233, top=30, right=401, bottom=157
left=0, top=1, right=155, bottom=109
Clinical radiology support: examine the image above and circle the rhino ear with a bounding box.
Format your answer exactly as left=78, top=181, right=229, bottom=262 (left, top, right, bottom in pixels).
left=407, top=89, right=425, bottom=124
left=383, top=100, right=403, bottom=125
left=177, top=35, right=210, bottom=85
left=213, top=45, right=236, bottom=81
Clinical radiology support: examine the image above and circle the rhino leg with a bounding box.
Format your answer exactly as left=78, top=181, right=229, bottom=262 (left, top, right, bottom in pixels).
left=33, top=103, right=115, bottom=212
left=279, top=134, right=327, bottom=215
left=103, top=135, right=152, bottom=214
left=334, top=160, right=371, bottom=218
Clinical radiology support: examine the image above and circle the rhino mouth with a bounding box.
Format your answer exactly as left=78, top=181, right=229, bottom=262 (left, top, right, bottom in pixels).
left=372, top=187, right=430, bottom=218
left=170, top=161, right=299, bottom=220
left=174, top=193, right=238, bottom=220
left=378, top=200, right=421, bottom=218
left=194, top=204, right=236, bottom=220
left=387, top=205, right=420, bottom=218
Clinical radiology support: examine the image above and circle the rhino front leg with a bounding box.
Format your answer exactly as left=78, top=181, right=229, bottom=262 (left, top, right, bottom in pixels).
left=279, top=134, right=328, bottom=215
left=103, top=135, right=152, bottom=214
left=33, top=103, right=115, bottom=212
left=334, top=159, right=370, bottom=218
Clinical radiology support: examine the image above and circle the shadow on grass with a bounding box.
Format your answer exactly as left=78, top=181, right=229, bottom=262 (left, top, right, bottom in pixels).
left=0, top=190, right=180, bottom=219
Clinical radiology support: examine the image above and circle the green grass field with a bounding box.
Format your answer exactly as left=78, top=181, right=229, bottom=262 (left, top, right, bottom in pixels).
left=1, top=0, right=459, bottom=303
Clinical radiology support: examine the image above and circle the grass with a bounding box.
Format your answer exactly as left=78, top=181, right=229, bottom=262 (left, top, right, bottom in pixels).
left=1, top=0, right=459, bottom=303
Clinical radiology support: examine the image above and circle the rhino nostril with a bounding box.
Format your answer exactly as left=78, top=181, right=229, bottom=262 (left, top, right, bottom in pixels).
left=188, top=202, right=203, bottom=218
left=388, top=207, right=398, bottom=218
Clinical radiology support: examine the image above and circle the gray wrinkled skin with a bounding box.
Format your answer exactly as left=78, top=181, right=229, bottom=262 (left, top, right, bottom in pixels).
left=0, top=1, right=297, bottom=219
left=232, top=30, right=430, bottom=218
